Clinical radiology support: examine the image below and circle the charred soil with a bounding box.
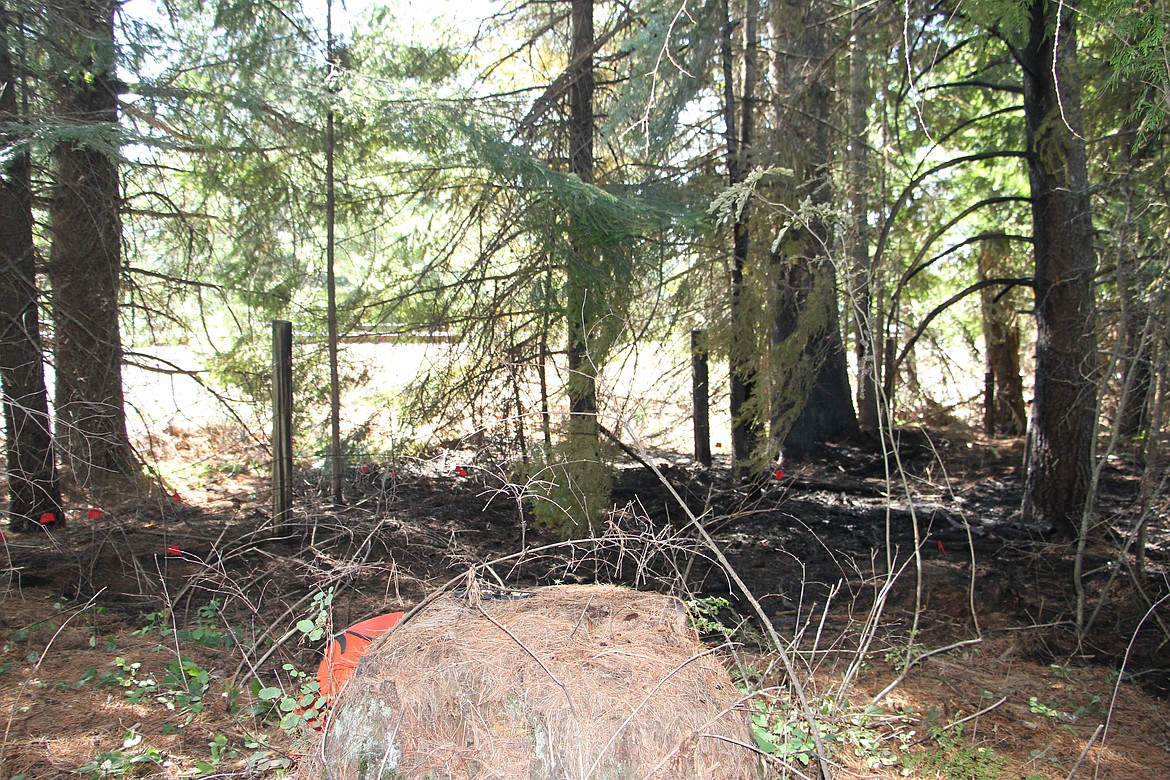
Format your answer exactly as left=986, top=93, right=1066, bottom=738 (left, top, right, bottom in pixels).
left=1, top=424, right=1168, bottom=778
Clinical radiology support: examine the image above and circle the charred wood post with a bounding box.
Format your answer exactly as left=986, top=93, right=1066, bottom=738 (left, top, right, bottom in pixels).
left=692, top=329, right=711, bottom=467
left=272, top=320, right=294, bottom=530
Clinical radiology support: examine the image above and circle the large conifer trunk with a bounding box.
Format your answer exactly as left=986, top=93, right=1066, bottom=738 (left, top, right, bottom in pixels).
left=767, top=0, right=857, bottom=457
left=726, top=0, right=761, bottom=476
left=47, top=0, right=133, bottom=478
left=1018, top=0, right=1098, bottom=537
left=0, top=2, right=63, bottom=527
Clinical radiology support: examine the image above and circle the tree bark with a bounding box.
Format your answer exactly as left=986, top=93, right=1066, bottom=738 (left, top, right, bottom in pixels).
left=48, top=0, right=134, bottom=479
left=556, top=0, right=610, bottom=531
left=1017, top=0, right=1098, bottom=537
left=0, top=1, right=64, bottom=528
left=567, top=0, right=596, bottom=414
left=768, top=0, right=858, bottom=458
left=1113, top=153, right=1154, bottom=441
left=724, top=0, right=762, bottom=477
left=848, top=3, right=881, bottom=434
left=978, top=240, right=1026, bottom=436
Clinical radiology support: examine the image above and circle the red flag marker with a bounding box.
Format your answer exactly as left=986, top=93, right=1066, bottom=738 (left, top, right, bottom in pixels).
left=774, top=469, right=785, bottom=480
left=172, top=491, right=182, bottom=503
left=87, top=508, right=103, bottom=520
left=937, top=539, right=947, bottom=556
left=714, top=442, right=724, bottom=449
left=38, top=512, right=56, bottom=525
left=455, top=466, right=468, bottom=478
left=166, top=544, right=182, bottom=557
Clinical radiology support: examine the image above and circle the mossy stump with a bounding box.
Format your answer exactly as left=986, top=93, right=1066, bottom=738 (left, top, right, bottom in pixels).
left=298, top=584, right=760, bottom=779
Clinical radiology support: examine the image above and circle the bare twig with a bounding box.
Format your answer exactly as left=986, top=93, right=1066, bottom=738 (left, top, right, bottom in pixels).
left=944, top=695, right=1007, bottom=732
left=870, top=637, right=983, bottom=706
left=1098, top=590, right=1170, bottom=777
left=1065, top=723, right=1103, bottom=780
left=621, top=421, right=835, bottom=780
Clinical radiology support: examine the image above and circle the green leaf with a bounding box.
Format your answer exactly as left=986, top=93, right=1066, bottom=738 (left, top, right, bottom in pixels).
left=752, top=724, right=782, bottom=754
left=257, top=686, right=283, bottom=700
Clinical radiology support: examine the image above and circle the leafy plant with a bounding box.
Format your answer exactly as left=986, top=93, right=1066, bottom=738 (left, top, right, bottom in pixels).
left=750, top=699, right=818, bottom=766
left=252, top=662, right=326, bottom=732
left=156, top=657, right=213, bottom=729
left=193, top=734, right=239, bottom=774
left=883, top=631, right=927, bottom=671
left=748, top=694, right=910, bottom=771
left=686, top=596, right=734, bottom=637
left=295, top=588, right=336, bottom=642
left=79, top=729, right=162, bottom=779
left=112, top=657, right=158, bottom=704
left=249, top=595, right=335, bottom=733
left=108, top=653, right=214, bottom=731
left=907, top=719, right=1009, bottom=780
left=134, top=600, right=238, bottom=649
left=685, top=595, right=764, bottom=647
left=1070, top=694, right=1105, bottom=721
left=1028, top=696, right=1064, bottom=719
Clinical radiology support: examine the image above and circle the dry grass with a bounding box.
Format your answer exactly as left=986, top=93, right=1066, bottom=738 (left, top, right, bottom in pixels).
left=300, top=584, right=761, bottom=780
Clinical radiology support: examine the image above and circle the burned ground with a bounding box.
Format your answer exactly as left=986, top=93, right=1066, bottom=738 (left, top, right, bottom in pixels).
left=1, top=425, right=1168, bottom=778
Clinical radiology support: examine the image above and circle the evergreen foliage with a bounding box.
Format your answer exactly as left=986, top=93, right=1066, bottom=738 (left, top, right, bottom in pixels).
left=1, top=0, right=1166, bottom=551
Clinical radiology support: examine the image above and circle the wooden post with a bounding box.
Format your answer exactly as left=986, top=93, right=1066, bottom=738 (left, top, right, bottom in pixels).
left=272, top=320, right=294, bottom=530
left=983, top=368, right=995, bottom=435
left=692, top=329, right=712, bottom=466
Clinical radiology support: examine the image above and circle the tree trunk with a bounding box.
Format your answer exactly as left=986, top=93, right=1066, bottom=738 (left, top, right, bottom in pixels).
left=1114, top=168, right=1154, bottom=441
left=692, top=330, right=712, bottom=466
left=723, top=0, right=761, bottom=478
left=1116, top=296, right=1153, bottom=440
left=978, top=240, right=1026, bottom=436
left=848, top=3, right=881, bottom=434
left=0, top=2, right=64, bottom=528
left=566, top=0, right=596, bottom=426
left=768, top=0, right=858, bottom=458
left=1018, top=0, right=1098, bottom=537
left=48, top=0, right=134, bottom=479
left=554, top=0, right=610, bottom=532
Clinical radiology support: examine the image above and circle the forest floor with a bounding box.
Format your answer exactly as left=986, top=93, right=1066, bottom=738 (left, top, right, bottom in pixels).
left=1, top=423, right=1169, bottom=779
